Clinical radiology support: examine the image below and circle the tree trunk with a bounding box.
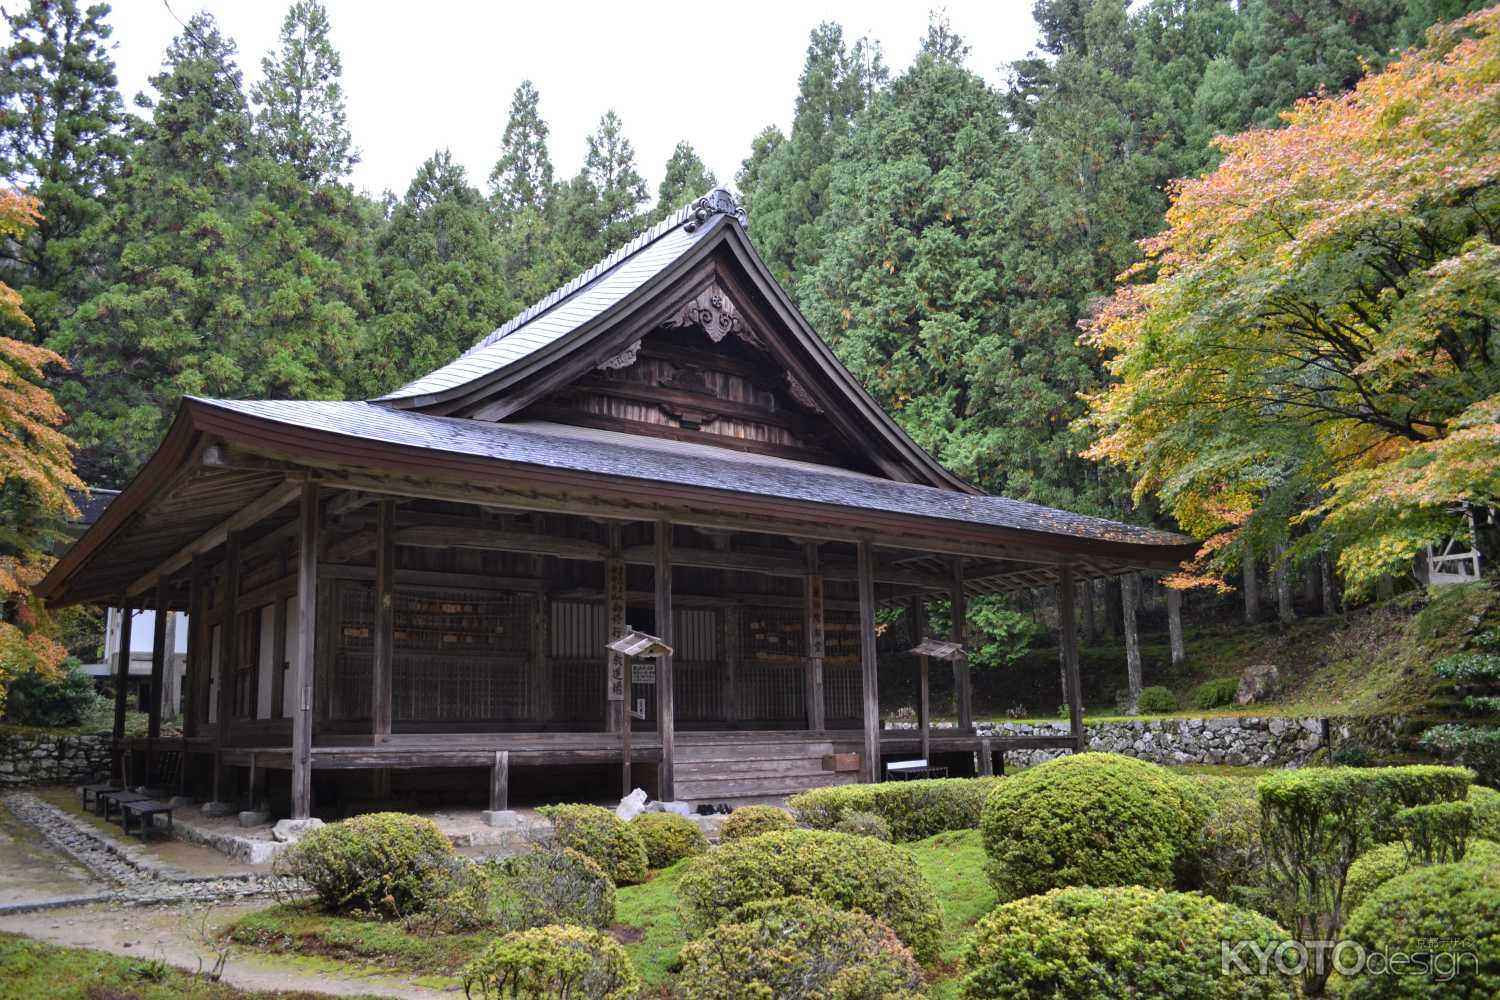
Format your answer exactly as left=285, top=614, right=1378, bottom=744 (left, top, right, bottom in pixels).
left=1320, top=553, right=1339, bottom=616
left=1104, top=577, right=1123, bottom=637
left=1166, top=586, right=1186, bottom=668
left=1376, top=574, right=1394, bottom=601
left=1274, top=544, right=1296, bottom=624
left=1081, top=579, right=1097, bottom=642
left=1122, top=573, right=1142, bottom=712
left=1243, top=557, right=1262, bottom=624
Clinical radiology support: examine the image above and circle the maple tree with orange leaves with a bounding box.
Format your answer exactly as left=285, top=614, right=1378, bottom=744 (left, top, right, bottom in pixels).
left=1084, top=7, right=1500, bottom=594
left=0, top=188, right=83, bottom=709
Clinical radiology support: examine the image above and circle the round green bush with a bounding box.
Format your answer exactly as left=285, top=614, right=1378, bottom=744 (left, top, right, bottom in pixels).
left=980, top=753, right=1207, bottom=900
left=789, top=777, right=1000, bottom=841
left=718, top=804, right=796, bottom=842
left=678, top=828, right=943, bottom=962
left=1137, top=686, right=1178, bottom=713
left=1345, top=838, right=1500, bottom=916
left=961, top=885, right=1296, bottom=1000
left=1191, top=677, right=1240, bottom=710
left=486, top=846, right=617, bottom=931
left=630, top=812, right=707, bottom=868
left=834, top=810, right=893, bottom=842
left=461, top=924, right=640, bottom=1000
left=537, top=804, right=648, bottom=886
left=1343, top=855, right=1500, bottom=998
left=676, top=897, right=924, bottom=1000
left=1470, top=784, right=1500, bottom=842
left=272, top=811, right=455, bottom=917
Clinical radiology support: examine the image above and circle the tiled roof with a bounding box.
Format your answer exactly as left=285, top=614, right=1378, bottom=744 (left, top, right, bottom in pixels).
left=377, top=198, right=724, bottom=402
left=195, top=397, right=1192, bottom=549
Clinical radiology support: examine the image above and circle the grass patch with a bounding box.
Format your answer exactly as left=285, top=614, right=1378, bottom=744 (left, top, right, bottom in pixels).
left=0, top=931, right=372, bottom=999
left=223, top=903, right=482, bottom=978
left=613, top=864, right=691, bottom=989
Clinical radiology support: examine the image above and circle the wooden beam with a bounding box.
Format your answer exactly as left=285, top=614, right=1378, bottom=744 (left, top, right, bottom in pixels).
left=620, top=543, right=952, bottom=589
left=1058, top=564, right=1084, bottom=753
left=951, top=557, right=972, bottom=732
left=398, top=524, right=607, bottom=561
left=291, top=482, right=320, bottom=819
left=857, top=541, right=880, bottom=783
left=655, top=520, right=675, bottom=800
left=112, top=601, right=134, bottom=782
left=804, top=544, right=825, bottom=732
left=372, top=500, right=395, bottom=743
left=490, top=750, right=510, bottom=811
left=148, top=581, right=168, bottom=741
left=126, top=479, right=304, bottom=597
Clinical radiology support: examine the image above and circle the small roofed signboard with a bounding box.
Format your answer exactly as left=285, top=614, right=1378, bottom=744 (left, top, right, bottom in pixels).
left=910, top=637, right=967, bottom=661
left=606, top=630, right=673, bottom=659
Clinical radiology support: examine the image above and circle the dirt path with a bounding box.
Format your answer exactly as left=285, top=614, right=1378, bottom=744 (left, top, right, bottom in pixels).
left=0, top=901, right=459, bottom=998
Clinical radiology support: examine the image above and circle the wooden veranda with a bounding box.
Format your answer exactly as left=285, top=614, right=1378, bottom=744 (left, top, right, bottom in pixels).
left=41, top=190, right=1195, bottom=819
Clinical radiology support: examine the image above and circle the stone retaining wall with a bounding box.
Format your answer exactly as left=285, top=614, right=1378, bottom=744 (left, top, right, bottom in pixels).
left=975, top=716, right=1339, bottom=768
left=0, top=732, right=110, bottom=788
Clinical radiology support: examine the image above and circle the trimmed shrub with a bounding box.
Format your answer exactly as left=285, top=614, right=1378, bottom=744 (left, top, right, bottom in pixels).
left=677, top=829, right=943, bottom=962
left=1257, top=765, right=1472, bottom=993
left=1137, top=685, right=1178, bottom=713
left=273, top=812, right=455, bottom=917
left=461, top=924, right=640, bottom=1000
left=834, top=810, right=893, bottom=842
left=960, top=885, right=1295, bottom=1000
left=4, top=660, right=102, bottom=727
left=1344, top=838, right=1500, bottom=915
left=980, top=753, right=1207, bottom=900
left=1395, top=800, right=1473, bottom=863
left=675, top=897, right=924, bottom=1000
left=1190, top=677, right=1240, bottom=710
left=487, top=846, right=616, bottom=932
left=1180, top=775, right=1268, bottom=912
left=629, top=812, right=707, bottom=869
left=1343, top=856, right=1500, bottom=999
left=1471, top=784, right=1500, bottom=841
left=790, top=777, right=999, bottom=841
left=1422, top=724, right=1500, bottom=787
left=537, top=804, right=648, bottom=886
left=718, top=804, right=796, bottom=842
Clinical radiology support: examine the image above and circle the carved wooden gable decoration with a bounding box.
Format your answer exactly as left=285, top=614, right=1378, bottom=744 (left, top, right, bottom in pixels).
left=382, top=191, right=974, bottom=492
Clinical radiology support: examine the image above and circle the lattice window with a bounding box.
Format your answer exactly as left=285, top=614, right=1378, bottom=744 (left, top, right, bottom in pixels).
left=740, top=607, right=806, bottom=724
left=824, top=609, right=862, bottom=723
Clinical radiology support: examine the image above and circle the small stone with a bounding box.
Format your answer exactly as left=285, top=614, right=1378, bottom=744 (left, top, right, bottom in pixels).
left=481, top=810, right=520, bottom=829
left=1236, top=664, right=1281, bottom=705
left=237, top=810, right=270, bottom=828
left=271, top=817, right=324, bottom=843
left=200, top=801, right=237, bottom=818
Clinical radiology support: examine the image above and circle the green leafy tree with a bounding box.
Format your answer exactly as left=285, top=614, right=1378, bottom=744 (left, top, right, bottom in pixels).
left=0, top=0, right=129, bottom=342
left=583, top=109, right=647, bottom=249
left=739, top=22, right=886, bottom=285
left=361, top=150, right=512, bottom=396
left=489, top=79, right=554, bottom=217
left=251, top=0, right=356, bottom=185
left=654, top=140, right=715, bottom=217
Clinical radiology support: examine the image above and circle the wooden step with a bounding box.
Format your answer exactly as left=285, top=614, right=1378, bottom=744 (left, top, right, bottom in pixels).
left=676, top=758, right=832, bottom=780
left=673, top=742, right=835, bottom=764
left=675, top=771, right=854, bottom=801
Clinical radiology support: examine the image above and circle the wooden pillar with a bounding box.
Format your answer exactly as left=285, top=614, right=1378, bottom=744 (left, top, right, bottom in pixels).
left=913, top=598, right=931, bottom=764
left=291, top=482, right=320, bottom=820
left=606, top=525, right=626, bottom=737
left=1058, top=565, right=1085, bottom=753
left=148, top=581, right=168, bottom=740
left=247, top=751, right=264, bottom=810
left=162, top=610, right=179, bottom=721
left=723, top=605, right=740, bottom=727
left=950, top=557, right=972, bottom=731
left=857, top=540, right=880, bottom=782
left=111, top=599, right=134, bottom=782
left=490, top=750, right=510, bottom=812
left=217, top=533, right=240, bottom=744
left=372, top=499, right=395, bottom=743
left=655, top=521, right=675, bottom=800
left=183, top=557, right=206, bottom=738
left=978, top=736, right=993, bottom=777
left=804, top=543, right=825, bottom=732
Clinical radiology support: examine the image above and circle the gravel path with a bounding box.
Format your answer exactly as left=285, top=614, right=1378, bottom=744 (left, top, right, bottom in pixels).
left=0, top=792, right=287, bottom=910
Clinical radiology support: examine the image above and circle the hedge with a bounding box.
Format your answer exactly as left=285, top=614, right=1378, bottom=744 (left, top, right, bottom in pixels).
left=1471, top=785, right=1500, bottom=842
left=789, top=777, right=999, bottom=841
left=960, top=885, right=1294, bottom=1000
left=834, top=810, right=893, bottom=842
left=630, top=812, right=707, bottom=868
left=677, top=828, right=943, bottom=962
left=1343, top=856, right=1500, bottom=999
left=1344, top=838, right=1500, bottom=916
left=1179, top=775, right=1267, bottom=912
left=675, top=897, right=924, bottom=1000
left=272, top=812, right=455, bottom=917
left=461, top=924, right=640, bottom=1000
left=718, top=804, right=796, bottom=842
left=537, top=804, right=648, bottom=886
left=980, top=753, right=1207, bottom=899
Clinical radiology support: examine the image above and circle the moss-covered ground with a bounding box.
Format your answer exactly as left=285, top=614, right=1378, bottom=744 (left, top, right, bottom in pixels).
left=0, top=931, right=378, bottom=1000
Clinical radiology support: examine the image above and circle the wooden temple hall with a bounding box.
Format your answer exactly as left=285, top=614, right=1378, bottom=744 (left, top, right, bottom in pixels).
left=39, top=191, right=1196, bottom=819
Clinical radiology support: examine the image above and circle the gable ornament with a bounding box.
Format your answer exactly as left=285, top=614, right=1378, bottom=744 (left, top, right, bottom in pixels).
left=666, top=282, right=745, bottom=343
left=683, top=189, right=749, bottom=233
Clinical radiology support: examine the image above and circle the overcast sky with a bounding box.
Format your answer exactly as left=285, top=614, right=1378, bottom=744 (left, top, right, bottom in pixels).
left=93, top=0, right=1042, bottom=200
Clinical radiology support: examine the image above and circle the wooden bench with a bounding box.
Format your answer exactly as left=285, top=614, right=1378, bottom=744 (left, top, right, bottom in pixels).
left=119, top=798, right=176, bottom=839
left=79, top=783, right=121, bottom=812
left=99, top=789, right=152, bottom=821
left=885, top=759, right=949, bottom=781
